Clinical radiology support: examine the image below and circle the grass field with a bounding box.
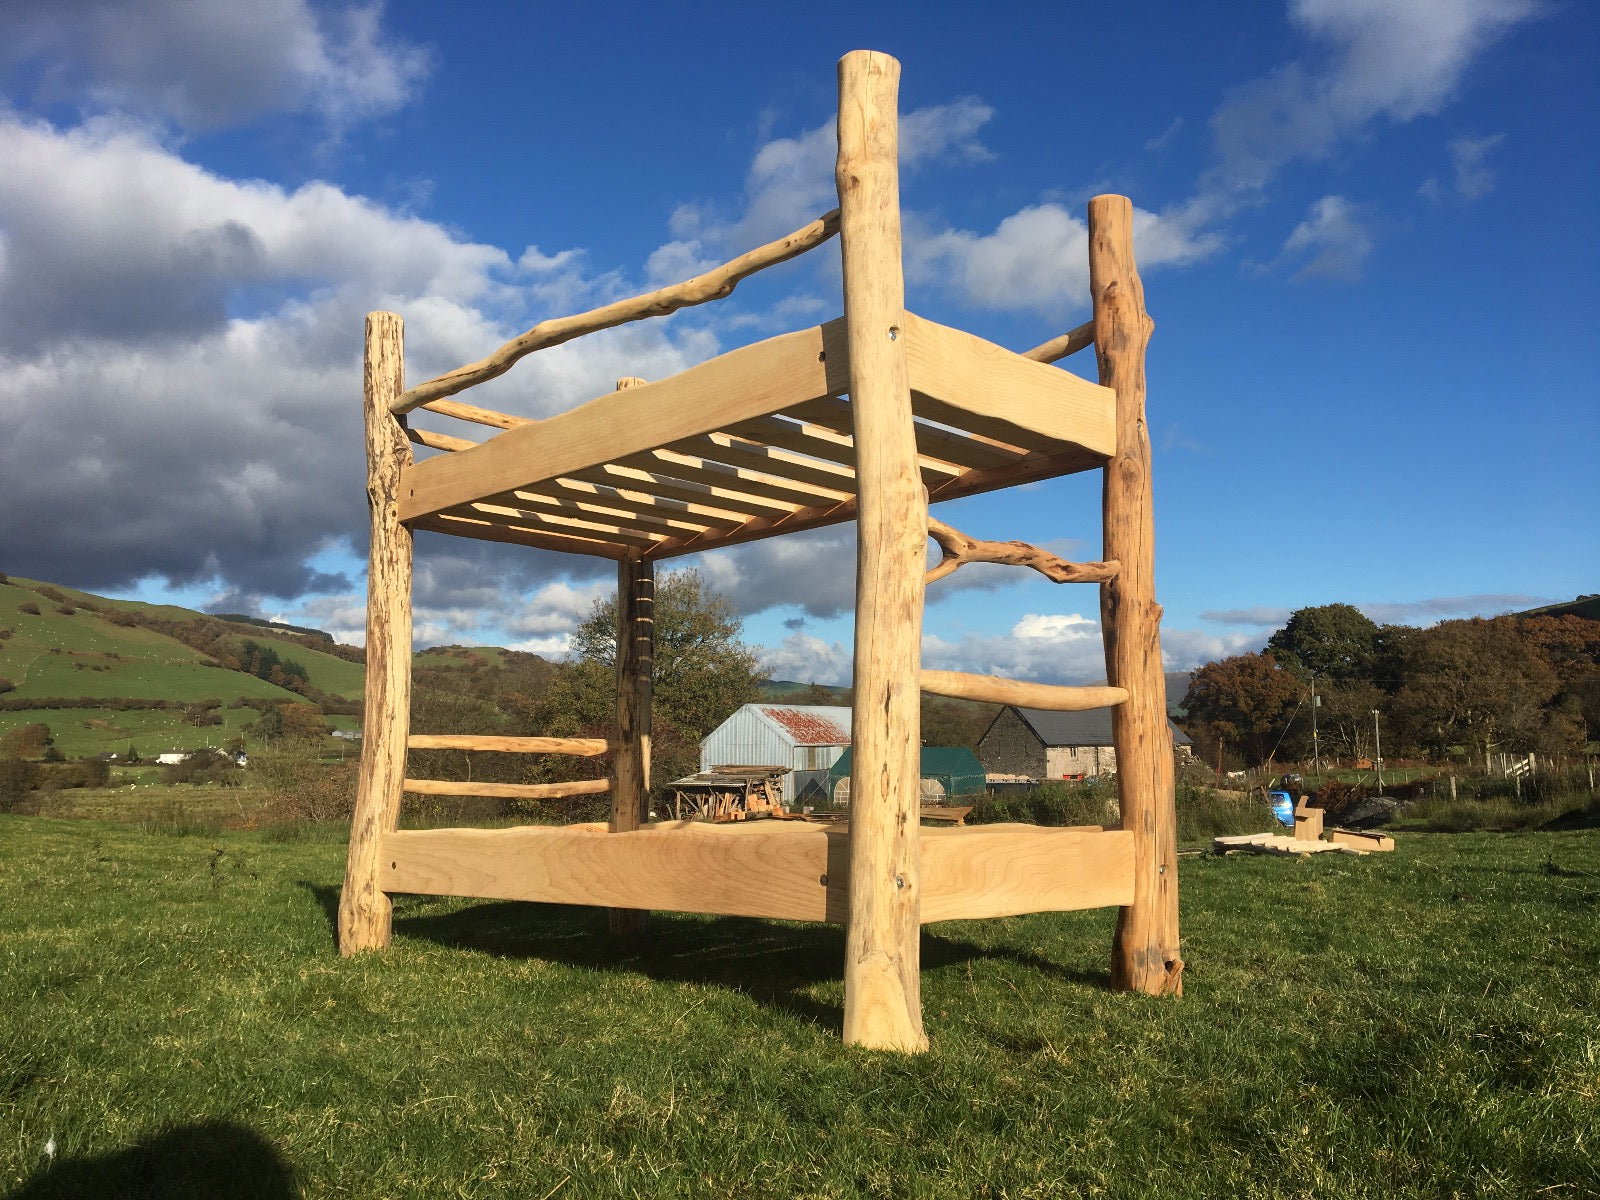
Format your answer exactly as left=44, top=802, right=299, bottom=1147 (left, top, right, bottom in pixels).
left=2, top=815, right=1596, bottom=1198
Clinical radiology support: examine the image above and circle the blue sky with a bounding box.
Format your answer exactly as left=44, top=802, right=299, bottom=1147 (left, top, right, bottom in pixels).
left=1, top=0, right=1594, bottom=685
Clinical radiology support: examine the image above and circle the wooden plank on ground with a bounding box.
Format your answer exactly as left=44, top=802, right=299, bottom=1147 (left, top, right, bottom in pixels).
left=1211, top=833, right=1366, bottom=856
left=1327, top=828, right=1395, bottom=852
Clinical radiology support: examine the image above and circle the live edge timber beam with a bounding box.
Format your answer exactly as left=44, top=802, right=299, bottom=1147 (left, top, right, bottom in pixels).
left=381, top=823, right=1135, bottom=926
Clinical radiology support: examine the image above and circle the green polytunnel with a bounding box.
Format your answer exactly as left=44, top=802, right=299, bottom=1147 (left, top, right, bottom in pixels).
left=825, top=745, right=987, bottom=807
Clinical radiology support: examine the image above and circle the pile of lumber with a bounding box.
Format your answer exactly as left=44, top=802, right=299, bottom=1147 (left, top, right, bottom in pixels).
left=1214, top=799, right=1396, bottom=856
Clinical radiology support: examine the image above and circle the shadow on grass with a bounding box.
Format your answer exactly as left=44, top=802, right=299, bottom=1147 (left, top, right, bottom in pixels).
left=7, top=1119, right=294, bottom=1199
left=301, top=881, right=1109, bottom=1035
left=401, top=898, right=1107, bottom=1034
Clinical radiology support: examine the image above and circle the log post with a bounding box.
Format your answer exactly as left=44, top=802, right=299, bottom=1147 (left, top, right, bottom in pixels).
left=339, top=311, right=413, bottom=954
left=1089, top=195, right=1182, bottom=995
left=609, top=555, right=653, bottom=934
left=610, top=379, right=654, bottom=934
left=837, top=49, right=927, bottom=1052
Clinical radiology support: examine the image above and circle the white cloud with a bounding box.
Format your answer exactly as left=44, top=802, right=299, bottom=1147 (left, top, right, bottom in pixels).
left=0, top=113, right=703, bottom=601
left=1160, top=627, right=1268, bottom=670
left=922, top=610, right=1108, bottom=685
left=759, top=632, right=854, bottom=687
left=2, top=0, right=430, bottom=134
left=908, top=203, right=1222, bottom=316
left=1274, top=195, right=1375, bottom=282
left=1447, top=132, right=1506, bottom=199
left=1189, top=0, right=1538, bottom=221
left=649, top=99, right=995, bottom=288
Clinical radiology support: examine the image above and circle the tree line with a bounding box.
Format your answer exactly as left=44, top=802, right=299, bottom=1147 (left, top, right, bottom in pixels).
left=1179, top=603, right=1600, bottom=770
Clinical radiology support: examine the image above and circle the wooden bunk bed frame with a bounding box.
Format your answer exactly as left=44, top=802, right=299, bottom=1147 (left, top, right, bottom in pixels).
left=337, top=51, right=1181, bottom=1052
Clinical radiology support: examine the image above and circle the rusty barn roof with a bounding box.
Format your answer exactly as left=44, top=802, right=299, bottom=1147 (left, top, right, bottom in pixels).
left=757, top=705, right=852, bottom=745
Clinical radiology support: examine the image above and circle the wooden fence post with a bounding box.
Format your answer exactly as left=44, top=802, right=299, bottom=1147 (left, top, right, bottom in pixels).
left=610, top=552, right=653, bottom=935
left=339, top=311, right=413, bottom=954
left=837, top=49, right=928, bottom=1052
left=1089, top=195, right=1182, bottom=995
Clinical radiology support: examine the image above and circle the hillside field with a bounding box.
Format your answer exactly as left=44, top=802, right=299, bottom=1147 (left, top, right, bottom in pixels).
left=0, top=576, right=362, bottom=758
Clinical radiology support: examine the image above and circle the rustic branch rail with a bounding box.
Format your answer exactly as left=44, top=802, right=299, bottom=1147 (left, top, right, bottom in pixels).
left=1023, top=319, right=1095, bottom=364
left=407, top=734, right=612, bottom=755
left=925, top=516, right=1118, bottom=585
left=392, top=210, right=842, bottom=414
left=418, top=397, right=532, bottom=429
left=403, top=778, right=611, bottom=800
left=920, top=670, right=1129, bottom=711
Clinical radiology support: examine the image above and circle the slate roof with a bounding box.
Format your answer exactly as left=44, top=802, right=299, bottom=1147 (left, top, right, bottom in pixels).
left=1007, top=705, right=1192, bottom=747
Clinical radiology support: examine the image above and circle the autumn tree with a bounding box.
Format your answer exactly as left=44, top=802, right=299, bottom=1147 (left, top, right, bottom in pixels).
left=1391, top=617, right=1560, bottom=762
left=1179, top=652, right=1304, bottom=768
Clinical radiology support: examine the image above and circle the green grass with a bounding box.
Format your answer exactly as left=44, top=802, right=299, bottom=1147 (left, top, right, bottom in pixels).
left=1, top=816, right=1595, bottom=1198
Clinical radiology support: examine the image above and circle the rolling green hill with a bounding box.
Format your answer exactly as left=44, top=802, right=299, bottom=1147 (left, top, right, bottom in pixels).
left=0, top=574, right=365, bottom=758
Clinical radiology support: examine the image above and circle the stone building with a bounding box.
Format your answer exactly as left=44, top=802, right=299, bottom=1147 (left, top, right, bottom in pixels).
left=977, top=705, right=1192, bottom=781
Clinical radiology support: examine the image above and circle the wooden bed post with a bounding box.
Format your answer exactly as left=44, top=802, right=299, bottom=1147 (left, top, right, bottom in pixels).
left=610, top=552, right=653, bottom=935
left=837, top=49, right=928, bottom=1052
left=1089, top=195, right=1182, bottom=995
left=340, top=310, right=414, bottom=954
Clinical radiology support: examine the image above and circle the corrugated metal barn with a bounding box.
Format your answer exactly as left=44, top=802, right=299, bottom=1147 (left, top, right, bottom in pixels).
left=699, top=704, right=852, bottom=807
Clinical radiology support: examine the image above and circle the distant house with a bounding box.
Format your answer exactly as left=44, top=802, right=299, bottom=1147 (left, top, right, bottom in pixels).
left=699, top=704, right=852, bottom=807
left=155, top=751, right=188, bottom=766
left=977, top=705, right=1192, bottom=781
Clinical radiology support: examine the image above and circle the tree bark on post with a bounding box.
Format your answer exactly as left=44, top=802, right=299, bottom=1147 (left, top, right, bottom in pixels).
left=339, top=311, right=413, bottom=954
left=610, top=552, right=653, bottom=935
left=837, top=49, right=928, bottom=1052
left=1090, top=195, right=1183, bottom=995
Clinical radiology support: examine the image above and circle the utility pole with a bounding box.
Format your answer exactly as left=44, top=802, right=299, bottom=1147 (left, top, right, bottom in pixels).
left=1309, top=672, right=1321, bottom=776
left=1371, top=709, right=1384, bottom=792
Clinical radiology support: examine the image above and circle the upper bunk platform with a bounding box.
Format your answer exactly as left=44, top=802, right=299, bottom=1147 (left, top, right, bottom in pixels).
left=398, top=308, right=1116, bottom=561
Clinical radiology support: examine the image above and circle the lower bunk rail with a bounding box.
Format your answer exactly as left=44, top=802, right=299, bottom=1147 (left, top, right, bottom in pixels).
left=379, top=821, right=1134, bottom=925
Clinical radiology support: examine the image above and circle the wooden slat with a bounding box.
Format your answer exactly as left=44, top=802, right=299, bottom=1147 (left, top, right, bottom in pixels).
left=418, top=397, right=532, bottom=429
left=407, top=735, right=611, bottom=755
left=643, top=493, right=858, bottom=559
left=615, top=450, right=815, bottom=510
left=720, top=413, right=965, bottom=486
left=540, top=477, right=749, bottom=529
left=395, top=210, right=843, bottom=413
left=400, top=320, right=850, bottom=522
left=403, top=778, right=610, bottom=799
left=379, top=822, right=1133, bottom=922
left=784, top=395, right=1025, bottom=472
left=903, top=311, right=1116, bottom=456
left=667, top=432, right=858, bottom=496
left=409, top=513, right=629, bottom=559
left=448, top=502, right=662, bottom=548
left=920, top=670, right=1129, bottom=711
left=481, top=488, right=715, bottom=538
left=572, top=461, right=794, bottom=518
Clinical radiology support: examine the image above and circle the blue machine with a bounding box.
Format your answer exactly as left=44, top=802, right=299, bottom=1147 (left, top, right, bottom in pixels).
left=1268, top=790, right=1296, bottom=828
